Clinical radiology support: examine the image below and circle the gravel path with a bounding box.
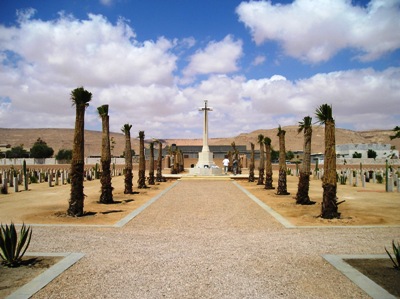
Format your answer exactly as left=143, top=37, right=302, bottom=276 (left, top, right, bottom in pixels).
left=30, top=180, right=398, bottom=299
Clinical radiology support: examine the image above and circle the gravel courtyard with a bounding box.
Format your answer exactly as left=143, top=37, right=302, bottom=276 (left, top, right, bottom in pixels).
left=14, top=178, right=398, bottom=299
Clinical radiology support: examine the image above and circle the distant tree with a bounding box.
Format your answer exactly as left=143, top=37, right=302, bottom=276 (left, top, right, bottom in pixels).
left=367, top=149, right=377, bottom=159
left=55, top=149, right=72, bottom=161
left=352, top=152, right=362, bottom=158
left=286, top=151, right=294, bottom=161
left=389, top=126, right=400, bottom=140
left=6, top=145, right=29, bottom=158
left=30, top=138, right=54, bottom=158
left=271, top=149, right=279, bottom=162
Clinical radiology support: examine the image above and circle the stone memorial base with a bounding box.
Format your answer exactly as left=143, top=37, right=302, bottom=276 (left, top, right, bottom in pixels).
left=189, top=166, right=222, bottom=176
left=188, top=150, right=222, bottom=176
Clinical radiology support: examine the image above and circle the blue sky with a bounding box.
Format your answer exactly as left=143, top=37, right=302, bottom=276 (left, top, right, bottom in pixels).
left=0, top=0, right=399, bottom=139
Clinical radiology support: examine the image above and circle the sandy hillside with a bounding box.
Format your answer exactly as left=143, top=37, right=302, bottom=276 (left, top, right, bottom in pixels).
left=0, top=126, right=399, bottom=156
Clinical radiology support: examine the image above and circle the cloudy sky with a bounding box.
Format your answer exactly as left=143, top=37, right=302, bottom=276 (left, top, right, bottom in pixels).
left=0, top=0, right=399, bottom=139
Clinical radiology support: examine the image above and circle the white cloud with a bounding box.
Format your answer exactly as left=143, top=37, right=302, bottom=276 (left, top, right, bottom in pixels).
left=100, top=0, right=113, bottom=6
left=236, top=0, right=400, bottom=63
left=252, top=55, right=266, bottom=66
left=182, top=35, right=243, bottom=81
left=0, top=8, right=398, bottom=139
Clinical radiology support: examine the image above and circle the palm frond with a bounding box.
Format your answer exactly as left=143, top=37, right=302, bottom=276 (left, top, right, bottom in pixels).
left=298, top=116, right=312, bottom=133
left=257, top=134, right=264, bottom=144
left=263, top=137, right=271, bottom=145
left=71, top=87, right=92, bottom=107
left=315, top=104, right=333, bottom=124
left=97, top=104, right=109, bottom=117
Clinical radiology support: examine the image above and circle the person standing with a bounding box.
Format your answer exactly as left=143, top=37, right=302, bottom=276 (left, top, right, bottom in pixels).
left=222, top=156, right=230, bottom=174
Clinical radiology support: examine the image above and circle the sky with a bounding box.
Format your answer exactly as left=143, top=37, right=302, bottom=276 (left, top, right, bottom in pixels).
left=0, top=0, right=399, bottom=139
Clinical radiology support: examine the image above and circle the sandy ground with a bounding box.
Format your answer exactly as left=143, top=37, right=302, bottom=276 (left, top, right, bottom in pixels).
left=238, top=173, right=400, bottom=226
left=0, top=170, right=398, bottom=227
left=0, top=174, right=175, bottom=225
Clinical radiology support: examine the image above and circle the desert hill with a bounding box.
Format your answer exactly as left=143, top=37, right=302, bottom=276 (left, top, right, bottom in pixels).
left=0, top=126, right=399, bottom=157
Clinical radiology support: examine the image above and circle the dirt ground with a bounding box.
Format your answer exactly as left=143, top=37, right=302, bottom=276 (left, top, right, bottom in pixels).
left=0, top=171, right=399, bottom=226
left=0, top=174, right=175, bottom=225
left=238, top=173, right=400, bottom=226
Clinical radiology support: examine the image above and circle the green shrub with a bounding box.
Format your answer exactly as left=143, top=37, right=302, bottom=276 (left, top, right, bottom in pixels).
left=0, top=223, right=32, bottom=267
left=385, top=240, right=400, bottom=270
left=376, top=174, right=383, bottom=184
left=339, top=175, right=347, bottom=185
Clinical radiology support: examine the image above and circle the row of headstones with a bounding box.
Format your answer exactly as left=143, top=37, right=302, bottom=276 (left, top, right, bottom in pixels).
left=0, top=167, right=124, bottom=193
left=312, top=168, right=400, bottom=192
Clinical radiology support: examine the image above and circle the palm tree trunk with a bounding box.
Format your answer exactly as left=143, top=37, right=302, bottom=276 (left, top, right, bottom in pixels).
left=277, top=130, right=290, bottom=195
left=137, top=131, right=147, bottom=189
left=296, top=126, right=314, bottom=204
left=148, top=143, right=155, bottom=185
left=248, top=143, right=255, bottom=182
left=68, top=104, right=85, bottom=216
left=99, top=115, right=113, bottom=204
left=321, top=120, right=340, bottom=218
left=156, top=142, right=165, bottom=182
left=257, top=144, right=265, bottom=185
left=123, top=127, right=133, bottom=194
left=264, top=143, right=274, bottom=189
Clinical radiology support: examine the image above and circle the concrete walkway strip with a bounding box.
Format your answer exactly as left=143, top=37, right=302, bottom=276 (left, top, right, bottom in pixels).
left=7, top=252, right=84, bottom=299
left=114, top=181, right=179, bottom=227
left=232, top=181, right=296, bottom=228
left=323, top=254, right=396, bottom=299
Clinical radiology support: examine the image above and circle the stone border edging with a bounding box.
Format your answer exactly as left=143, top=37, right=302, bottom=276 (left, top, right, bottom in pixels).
left=323, top=254, right=396, bottom=299
left=6, top=252, right=84, bottom=299
left=232, top=181, right=295, bottom=228
left=114, top=181, right=179, bottom=227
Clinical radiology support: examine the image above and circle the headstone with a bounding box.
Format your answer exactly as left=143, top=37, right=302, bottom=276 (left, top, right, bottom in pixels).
left=48, top=172, right=53, bottom=187
left=2, top=178, right=8, bottom=194
left=362, top=174, right=365, bottom=188
left=61, top=172, right=65, bottom=185
left=13, top=177, right=18, bottom=192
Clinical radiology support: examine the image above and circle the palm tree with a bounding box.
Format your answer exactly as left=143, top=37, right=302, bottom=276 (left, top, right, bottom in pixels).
left=148, top=142, right=155, bottom=185
left=97, top=104, right=113, bottom=204
left=276, top=126, right=290, bottom=195
left=264, top=137, right=275, bottom=190
left=390, top=126, right=400, bottom=140
left=122, top=123, right=133, bottom=194
left=296, top=116, right=315, bottom=205
left=257, top=134, right=265, bottom=185
left=68, top=87, right=92, bottom=217
left=231, top=141, right=241, bottom=175
left=137, top=131, right=147, bottom=188
left=315, top=104, right=341, bottom=218
left=248, top=142, right=255, bottom=182
left=155, top=140, right=165, bottom=182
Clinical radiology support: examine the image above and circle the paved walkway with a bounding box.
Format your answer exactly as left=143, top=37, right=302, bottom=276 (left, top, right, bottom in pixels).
left=26, top=180, right=398, bottom=298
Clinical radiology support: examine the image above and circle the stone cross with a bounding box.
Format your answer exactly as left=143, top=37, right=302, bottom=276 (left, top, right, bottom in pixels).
left=199, top=100, right=213, bottom=153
